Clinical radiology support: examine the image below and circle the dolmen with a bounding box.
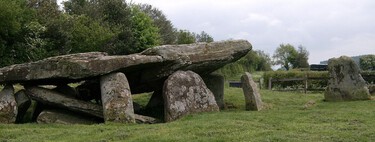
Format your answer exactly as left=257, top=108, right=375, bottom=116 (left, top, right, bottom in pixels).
left=0, top=40, right=252, bottom=124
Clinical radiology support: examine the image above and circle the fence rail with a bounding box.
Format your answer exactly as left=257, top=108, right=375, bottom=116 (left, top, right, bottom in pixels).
left=268, top=76, right=329, bottom=93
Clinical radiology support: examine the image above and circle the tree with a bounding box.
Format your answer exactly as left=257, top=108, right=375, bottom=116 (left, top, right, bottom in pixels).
left=176, top=30, right=196, bottom=44
left=138, top=3, right=177, bottom=45
left=196, top=31, right=214, bottom=43
left=273, top=44, right=298, bottom=70
left=360, top=54, right=375, bottom=71
left=292, top=45, right=309, bottom=68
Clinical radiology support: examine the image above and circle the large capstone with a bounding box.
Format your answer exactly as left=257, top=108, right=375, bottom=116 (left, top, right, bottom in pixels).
left=324, top=56, right=371, bottom=101
left=241, top=72, right=263, bottom=111
left=100, top=72, right=135, bottom=123
left=163, top=71, right=219, bottom=122
left=0, top=40, right=251, bottom=94
left=0, top=84, right=17, bottom=123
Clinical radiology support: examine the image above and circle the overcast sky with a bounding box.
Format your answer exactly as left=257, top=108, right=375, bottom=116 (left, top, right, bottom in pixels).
left=58, top=0, right=375, bottom=64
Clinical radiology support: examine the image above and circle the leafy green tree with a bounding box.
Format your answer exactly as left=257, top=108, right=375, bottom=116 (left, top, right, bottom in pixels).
left=360, top=54, right=375, bottom=71
left=176, top=30, right=196, bottom=44
left=273, top=44, right=298, bottom=70
left=138, top=3, right=177, bottom=45
left=292, top=45, right=309, bottom=68
left=196, top=31, right=214, bottom=43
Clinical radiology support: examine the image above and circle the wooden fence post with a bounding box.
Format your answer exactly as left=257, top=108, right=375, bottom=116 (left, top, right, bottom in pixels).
left=268, top=77, right=272, bottom=90
left=304, top=75, right=308, bottom=94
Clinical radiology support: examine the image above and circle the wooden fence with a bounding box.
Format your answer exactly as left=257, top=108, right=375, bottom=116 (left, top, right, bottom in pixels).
left=267, top=76, right=328, bottom=93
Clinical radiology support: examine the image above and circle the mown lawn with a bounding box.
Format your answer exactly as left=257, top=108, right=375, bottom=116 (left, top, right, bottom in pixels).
left=1, top=86, right=375, bottom=142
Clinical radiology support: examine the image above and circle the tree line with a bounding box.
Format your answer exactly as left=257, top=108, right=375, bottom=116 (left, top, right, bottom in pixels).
left=0, top=0, right=214, bottom=67
left=1, top=0, right=318, bottom=75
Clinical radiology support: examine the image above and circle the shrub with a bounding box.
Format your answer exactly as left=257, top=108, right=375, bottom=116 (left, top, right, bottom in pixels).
left=263, top=71, right=329, bottom=90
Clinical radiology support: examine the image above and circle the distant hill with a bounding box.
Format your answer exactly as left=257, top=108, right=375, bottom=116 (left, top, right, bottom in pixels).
left=319, top=55, right=371, bottom=65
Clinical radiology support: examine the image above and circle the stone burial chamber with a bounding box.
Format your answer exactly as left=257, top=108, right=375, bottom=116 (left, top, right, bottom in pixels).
left=0, top=40, right=252, bottom=124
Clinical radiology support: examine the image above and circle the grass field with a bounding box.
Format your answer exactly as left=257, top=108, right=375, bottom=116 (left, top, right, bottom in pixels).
left=1, top=86, right=375, bottom=141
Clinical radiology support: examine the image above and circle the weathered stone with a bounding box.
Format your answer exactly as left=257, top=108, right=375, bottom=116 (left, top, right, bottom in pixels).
left=37, top=109, right=100, bottom=124
left=14, top=90, right=31, bottom=123
left=0, top=84, right=17, bottom=123
left=100, top=72, right=135, bottom=123
left=0, top=40, right=251, bottom=94
left=163, top=71, right=219, bottom=122
left=0, top=52, right=163, bottom=84
left=241, top=72, right=263, bottom=111
left=25, top=86, right=103, bottom=118
left=202, top=74, right=225, bottom=110
left=324, top=56, right=371, bottom=101
left=134, top=114, right=159, bottom=124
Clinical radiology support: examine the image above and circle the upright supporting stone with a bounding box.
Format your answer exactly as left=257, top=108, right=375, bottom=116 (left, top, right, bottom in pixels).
left=0, top=84, right=17, bottom=123
left=202, top=74, right=225, bottom=110
left=324, top=56, right=370, bottom=101
left=14, top=90, right=31, bottom=123
left=163, top=71, right=219, bottom=122
left=241, top=72, right=263, bottom=111
left=100, top=72, right=135, bottom=123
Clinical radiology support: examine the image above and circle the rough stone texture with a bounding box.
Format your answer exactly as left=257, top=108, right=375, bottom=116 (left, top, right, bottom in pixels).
left=134, top=114, right=158, bottom=124
left=0, top=84, right=17, bottom=123
left=14, top=90, right=31, bottom=123
left=202, top=74, right=225, bottom=110
left=25, top=86, right=103, bottom=118
left=163, top=71, right=219, bottom=122
left=241, top=72, right=263, bottom=111
left=324, top=56, right=371, bottom=101
left=37, top=109, right=100, bottom=124
left=100, top=72, right=135, bottom=123
left=0, top=40, right=251, bottom=94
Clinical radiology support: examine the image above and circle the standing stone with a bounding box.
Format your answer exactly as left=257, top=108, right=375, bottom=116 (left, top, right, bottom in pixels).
left=241, top=72, right=263, bottom=111
left=324, top=56, right=371, bottom=101
left=100, top=72, right=135, bottom=123
left=163, top=71, right=219, bottom=122
left=14, top=90, right=31, bottom=123
left=202, top=74, right=225, bottom=110
left=0, top=84, right=17, bottom=123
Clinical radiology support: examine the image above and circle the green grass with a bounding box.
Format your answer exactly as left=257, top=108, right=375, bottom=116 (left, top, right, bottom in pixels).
left=1, top=87, right=375, bottom=141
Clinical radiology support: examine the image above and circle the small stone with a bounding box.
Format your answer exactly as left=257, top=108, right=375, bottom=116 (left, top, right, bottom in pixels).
left=100, top=72, right=135, bottom=123
left=241, top=72, right=263, bottom=111
left=324, top=56, right=371, bottom=101
left=0, top=84, right=17, bottom=124
left=14, top=90, right=31, bottom=123
left=37, top=109, right=100, bottom=125
left=163, top=71, right=219, bottom=122
left=202, top=74, right=225, bottom=110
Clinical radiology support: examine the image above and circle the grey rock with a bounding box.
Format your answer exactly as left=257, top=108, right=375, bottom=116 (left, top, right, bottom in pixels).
left=0, top=40, right=251, bottom=94
left=100, top=72, right=135, bottom=123
left=241, top=72, right=263, bottom=111
left=37, top=109, right=100, bottom=124
left=14, top=90, right=31, bottom=123
left=324, top=56, right=371, bottom=101
left=202, top=74, right=225, bottom=110
left=0, top=84, right=17, bottom=123
left=25, top=86, right=103, bottom=118
left=134, top=114, right=159, bottom=124
left=163, top=71, right=219, bottom=122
